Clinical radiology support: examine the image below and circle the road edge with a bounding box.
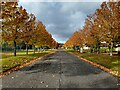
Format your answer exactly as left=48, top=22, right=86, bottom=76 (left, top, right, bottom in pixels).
left=0, top=51, right=57, bottom=78
left=67, top=51, right=119, bottom=77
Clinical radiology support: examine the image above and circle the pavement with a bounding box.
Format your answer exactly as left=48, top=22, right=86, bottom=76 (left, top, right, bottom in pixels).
left=1, top=50, right=119, bottom=89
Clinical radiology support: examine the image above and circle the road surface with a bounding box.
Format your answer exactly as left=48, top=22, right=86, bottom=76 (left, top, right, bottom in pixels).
left=1, top=50, right=119, bottom=89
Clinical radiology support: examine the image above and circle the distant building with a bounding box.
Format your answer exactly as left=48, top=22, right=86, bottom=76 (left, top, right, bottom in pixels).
left=58, top=43, right=64, bottom=49
left=83, top=46, right=89, bottom=49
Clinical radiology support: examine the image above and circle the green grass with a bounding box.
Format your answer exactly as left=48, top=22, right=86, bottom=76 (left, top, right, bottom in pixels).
left=67, top=50, right=120, bottom=72
left=0, top=50, right=54, bottom=72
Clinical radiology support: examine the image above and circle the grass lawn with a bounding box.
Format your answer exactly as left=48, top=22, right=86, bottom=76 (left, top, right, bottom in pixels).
left=67, top=50, right=120, bottom=72
left=0, top=50, right=54, bottom=72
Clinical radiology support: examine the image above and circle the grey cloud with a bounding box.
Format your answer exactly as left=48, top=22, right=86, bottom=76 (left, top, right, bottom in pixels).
left=19, top=2, right=102, bottom=43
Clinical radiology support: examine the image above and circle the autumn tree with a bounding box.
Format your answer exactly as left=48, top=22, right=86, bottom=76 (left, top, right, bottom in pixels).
left=33, top=21, right=48, bottom=48
left=1, top=2, right=59, bottom=56
left=2, top=2, right=28, bottom=56
left=29, top=21, right=57, bottom=53
left=65, top=1, right=119, bottom=56
left=50, top=40, right=59, bottom=49
left=82, top=22, right=96, bottom=53
left=93, top=1, right=119, bottom=56
left=64, top=32, right=78, bottom=50
left=20, top=13, right=36, bottom=55
left=64, top=37, right=73, bottom=49
left=64, top=31, right=85, bottom=53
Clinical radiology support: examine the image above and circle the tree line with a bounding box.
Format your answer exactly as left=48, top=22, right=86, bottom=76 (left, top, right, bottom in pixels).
left=64, top=1, right=120, bottom=56
left=0, top=2, right=58, bottom=56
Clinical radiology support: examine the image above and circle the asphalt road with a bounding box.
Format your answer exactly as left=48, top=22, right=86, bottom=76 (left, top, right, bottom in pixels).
left=1, top=50, right=119, bottom=89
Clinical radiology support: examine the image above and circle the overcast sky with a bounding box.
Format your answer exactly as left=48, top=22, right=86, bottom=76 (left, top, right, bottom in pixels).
left=18, top=1, right=105, bottom=43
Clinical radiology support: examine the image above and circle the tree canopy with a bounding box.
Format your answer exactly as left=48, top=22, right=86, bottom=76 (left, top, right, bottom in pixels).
left=1, top=2, right=58, bottom=56
left=64, top=1, right=119, bottom=56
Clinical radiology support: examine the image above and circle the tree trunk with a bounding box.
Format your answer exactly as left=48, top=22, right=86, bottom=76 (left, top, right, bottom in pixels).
left=93, top=48, right=95, bottom=53
left=96, top=41, right=100, bottom=54
left=33, top=45, right=35, bottom=54
left=110, top=42, right=113, bottom=56
left=14, top=40, right=17, bottom=56
left=118, top=50, right=120, bottom=54
left=97, top=45, right=100, bottom=54
left=26, top=43, right=28, bottom=55
left=38, top=47, right=40, bottom=52
left=90, top=46, right=93, bottom=53
left=20, top=46, right=22, bottom=51
left=118, top=46, right=120, bottom=54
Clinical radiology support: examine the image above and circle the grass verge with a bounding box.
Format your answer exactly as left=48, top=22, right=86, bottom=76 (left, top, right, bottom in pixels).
left=67, top=50, right=120, bottom=72
left=0, top=50, right=54, bottom=72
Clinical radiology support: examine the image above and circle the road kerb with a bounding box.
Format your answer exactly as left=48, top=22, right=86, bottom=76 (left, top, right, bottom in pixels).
left=68, top=52, right=119, bottom=77
left=0, top=51, right=56, bottom=77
